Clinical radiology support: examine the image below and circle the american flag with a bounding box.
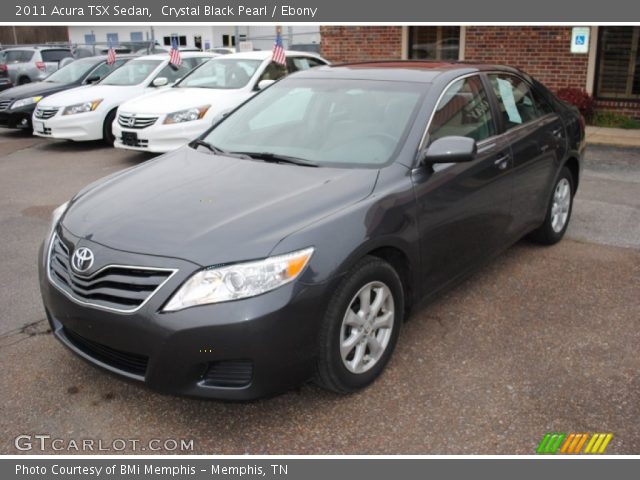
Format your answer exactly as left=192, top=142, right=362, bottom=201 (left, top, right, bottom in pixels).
left=106, top=41, right=116, bottom=66
left=169, top=37, right=182, bottom=67
left=272, top=31, right=286, bottom=65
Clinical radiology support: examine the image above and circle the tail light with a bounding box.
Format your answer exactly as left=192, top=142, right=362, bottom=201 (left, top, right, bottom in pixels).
left=35, top=61, right=46, bottom=71
left=0, top=64, right=7, bottom=72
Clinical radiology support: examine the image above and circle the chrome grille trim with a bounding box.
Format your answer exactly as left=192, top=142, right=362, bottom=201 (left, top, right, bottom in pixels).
left=118, top=113, right=158, bottom=129
left=46, top=232, right=178, bottom=314
left=0, top=99, right=13, bottom=111
left=34, top=107, right=59, bottom=119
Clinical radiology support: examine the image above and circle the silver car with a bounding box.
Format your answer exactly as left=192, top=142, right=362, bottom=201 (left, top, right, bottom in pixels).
left=0, top=47, right=73, bottom=85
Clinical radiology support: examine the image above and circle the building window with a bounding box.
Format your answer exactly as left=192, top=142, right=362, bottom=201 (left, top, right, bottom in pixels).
left=163, top=35, right=187, bottom=47
left=106, top=33, right=119, bottom=45
left=130, top=31, right=143, bottom=42
left=222, top=34, right=236, bottom=47
left=84, top=34, right=96, bottom=45
left=409, top=27, right=461, bottom=60
left=596, top=26, right=640, bottom=100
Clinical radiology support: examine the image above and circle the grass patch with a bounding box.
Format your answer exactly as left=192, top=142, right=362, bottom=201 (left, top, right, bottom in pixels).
left=591, top=111, right=640, bottom=129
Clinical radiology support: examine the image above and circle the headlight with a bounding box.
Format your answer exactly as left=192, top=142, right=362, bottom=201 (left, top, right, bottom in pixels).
left=12, top=96, right=42, bottom=109
left=163, top=105, right=210, bottom=124
left=163, top=247, right=314, bottom=311
left=62, top=99, right=103, bottom=115
left=50, top=201, right=69, bottom=234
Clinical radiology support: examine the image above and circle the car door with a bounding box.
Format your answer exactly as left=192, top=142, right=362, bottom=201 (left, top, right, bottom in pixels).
left=411, top=74, right=514, bottom=293
left=487, top=73, right=567, bottom=234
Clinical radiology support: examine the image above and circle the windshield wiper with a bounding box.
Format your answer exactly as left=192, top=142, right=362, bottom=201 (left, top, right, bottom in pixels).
left=231, top=151, right=318, bottom=167
left=190, top=139, right=252, bottom=159
left=190, top=139, right=227, bottom=155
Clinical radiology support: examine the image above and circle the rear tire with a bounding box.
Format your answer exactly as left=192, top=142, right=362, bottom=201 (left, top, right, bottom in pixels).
left=529, top=167, right=574, bottom=245
left=18, top=76, right=31, bottom=85
left=102, top=109, right=117, bottom=145
left=315, top=256, right=403, bottom=394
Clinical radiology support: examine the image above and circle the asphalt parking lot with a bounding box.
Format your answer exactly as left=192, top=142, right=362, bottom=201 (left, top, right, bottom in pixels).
left=0, top=131, right=638, bottom=454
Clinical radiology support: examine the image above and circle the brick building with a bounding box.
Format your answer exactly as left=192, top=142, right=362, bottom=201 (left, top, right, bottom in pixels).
left=320, top=26, right=640, bottom=119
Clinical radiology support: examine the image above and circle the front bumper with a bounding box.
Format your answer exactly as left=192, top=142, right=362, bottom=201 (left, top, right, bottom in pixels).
left=0, top=105, right=35, bottom=129
left=38, top=236, right=327, bottom=400
left=113, top=119, right=209, bottom=153
left=32, top=110, right=104, bottom=141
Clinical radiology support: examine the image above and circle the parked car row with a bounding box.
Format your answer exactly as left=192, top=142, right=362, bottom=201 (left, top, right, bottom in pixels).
left=0, top=49, right=329, bottom=152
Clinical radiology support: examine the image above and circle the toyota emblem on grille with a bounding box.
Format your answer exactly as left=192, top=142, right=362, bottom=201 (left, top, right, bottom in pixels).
left=127, top=115, right=136, bottom=127
left=72, top=247, right=94, bottom=273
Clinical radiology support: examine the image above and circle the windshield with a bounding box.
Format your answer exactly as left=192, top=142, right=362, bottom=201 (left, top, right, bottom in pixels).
left=177, top=58, right=262, bottom=89
left=100, top=60, right=161, bottom=86
left=201, top=79, right=424, bottom=167
left=44, top=59, right=96, bottom=83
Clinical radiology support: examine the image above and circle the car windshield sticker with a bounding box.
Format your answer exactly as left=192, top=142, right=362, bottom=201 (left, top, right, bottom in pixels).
left=497, top=77, right=522, bottom=124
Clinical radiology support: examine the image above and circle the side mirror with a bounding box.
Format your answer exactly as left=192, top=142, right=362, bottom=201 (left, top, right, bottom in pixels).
left=256, top=79, right=275, bottom=91
left=152, top=77, right=169, bottom=87
left=420, top=136, right=477, bottom=165
left=85, top=75, right=100, bottom=84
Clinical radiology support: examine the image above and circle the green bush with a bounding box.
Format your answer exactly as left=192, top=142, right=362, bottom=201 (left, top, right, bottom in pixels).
left=591, top=111, right=640, bottom=129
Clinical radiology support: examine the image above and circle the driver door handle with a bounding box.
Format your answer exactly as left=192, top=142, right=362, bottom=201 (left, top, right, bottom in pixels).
left=494, top=153, right=510, bottom=170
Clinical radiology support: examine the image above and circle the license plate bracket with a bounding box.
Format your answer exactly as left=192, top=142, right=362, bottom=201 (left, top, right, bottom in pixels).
left=121, top=131, right=138, bottom=146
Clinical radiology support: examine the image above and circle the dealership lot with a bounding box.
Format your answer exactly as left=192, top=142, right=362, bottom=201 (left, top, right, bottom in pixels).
left=0, top=131, right=638, bottom=454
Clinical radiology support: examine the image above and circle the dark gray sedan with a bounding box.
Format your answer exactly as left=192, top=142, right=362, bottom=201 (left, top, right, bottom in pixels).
left=39, top=61, right=584, bottom=400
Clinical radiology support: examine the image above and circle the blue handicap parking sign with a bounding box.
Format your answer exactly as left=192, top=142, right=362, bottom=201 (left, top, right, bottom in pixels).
left=575, top=35, right=586, bottom=45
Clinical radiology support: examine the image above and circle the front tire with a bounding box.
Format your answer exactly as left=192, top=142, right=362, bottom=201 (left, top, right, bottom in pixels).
left=102, top=109, right=117, bottom=145
left=315, top=256, right=404, bottom=394
left=530, top=166, right=574, bottom=245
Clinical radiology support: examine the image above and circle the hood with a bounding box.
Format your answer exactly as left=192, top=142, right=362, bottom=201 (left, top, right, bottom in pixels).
left=119, top=87, right=247, bottom=116
left=38, top=84, right=141, bottom=107
left=0, top=81, right=73, bottom=100
left=62, top=147, right=378, bottom=266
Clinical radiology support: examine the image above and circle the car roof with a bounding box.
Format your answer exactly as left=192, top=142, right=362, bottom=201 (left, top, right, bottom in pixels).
left=132, top=52, right=217, bottom=61
left=2, top=46, right=70, bottom=51
left=294, top=60, right=524, bottom=83
left=76, top=54, right=139, bottom=62
left=219, top=50, right=325, bottom=61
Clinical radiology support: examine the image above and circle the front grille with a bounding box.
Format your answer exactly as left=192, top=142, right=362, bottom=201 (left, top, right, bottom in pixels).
left=201, top=360, right=253, bottom=388
left=63, top=327, right=149, bottom=377
left=34, top=107, right=59, bottom=119
left=47, top=233, right=176, bottom=313
left=118, top=113, right=158, bottom=129
left=0, top=99, right=12, bottom=111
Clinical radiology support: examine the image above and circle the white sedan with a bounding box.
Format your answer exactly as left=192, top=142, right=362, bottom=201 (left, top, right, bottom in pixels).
left=113, top=50, right=328, bottom=153
left=32, top=52, right=216, bottom=143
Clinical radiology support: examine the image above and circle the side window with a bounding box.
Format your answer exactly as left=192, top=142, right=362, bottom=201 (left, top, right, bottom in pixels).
left=88, top=61, right=123, bottom=82
left=287, top=56, right=327, bottom=73
left=41, top=50, right=72, bottom=62
left=258, top=62, right=287, bottom=83
left=154, top=61, right=197, bottom=85
left=488, top=74, right=551, bottom=129
left=429, top=76, right=496, bottom=143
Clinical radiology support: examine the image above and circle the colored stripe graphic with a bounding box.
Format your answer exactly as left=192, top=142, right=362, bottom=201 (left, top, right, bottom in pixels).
left=537, top=433, right=613, bottom=454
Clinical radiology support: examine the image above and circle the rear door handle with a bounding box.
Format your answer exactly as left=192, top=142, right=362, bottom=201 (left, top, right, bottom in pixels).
left=552, top=127, right=564, bottom=138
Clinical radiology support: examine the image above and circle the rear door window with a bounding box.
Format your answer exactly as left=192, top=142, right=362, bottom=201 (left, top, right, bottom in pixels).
left=488, top=74, right=552, bottom=129
left=1, top=50, right=34, bottom=63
